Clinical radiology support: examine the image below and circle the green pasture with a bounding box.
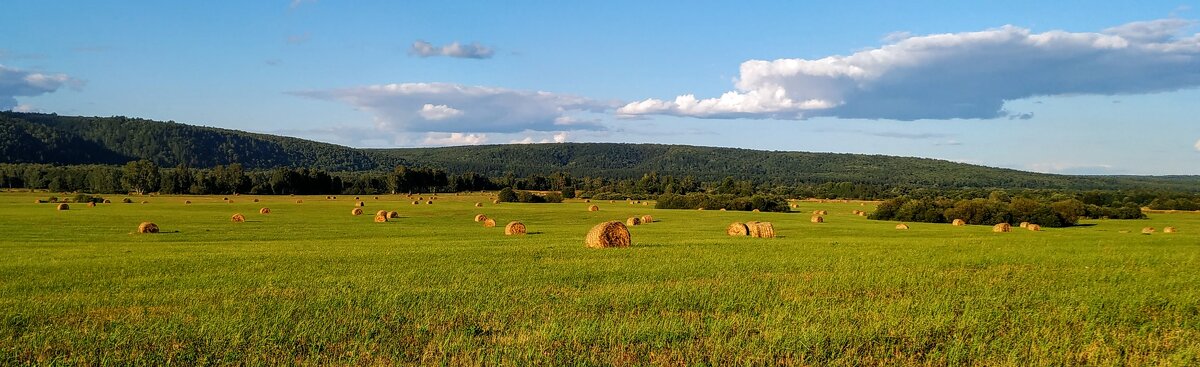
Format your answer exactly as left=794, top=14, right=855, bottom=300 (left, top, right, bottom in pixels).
left=1, top=192, right=1198, bottom=365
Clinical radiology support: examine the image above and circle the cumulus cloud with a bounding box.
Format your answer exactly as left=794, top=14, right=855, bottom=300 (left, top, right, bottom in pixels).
left=1195, top=138, right=1200, bottom=151
left=0, top=64, right=80, bottom=110
left=511, top=132, right=569, bottom=144
left=422, top=132, right=488, bottom=146
left=410, top=40, right=495, bottom=59
left=292, top=82, right=615, bottom=133
left=619, top=18, right=1200, bottom=120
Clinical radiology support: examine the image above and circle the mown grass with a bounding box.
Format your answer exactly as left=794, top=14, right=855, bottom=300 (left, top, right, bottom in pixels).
left=1, top=193, right=1198, bottom=366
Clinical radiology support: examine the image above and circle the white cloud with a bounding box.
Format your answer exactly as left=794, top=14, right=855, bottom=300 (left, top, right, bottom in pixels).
left=410, top=40, right=495, bottom=59
left=510, top=131, right=569, bottom=144
left=1028, top=162, right=1121, bottom=175
left=0, top=64, right=80, bottom=110
left=422, top=132, right=488, bottom=146
left=12, top=104, right=36, bottom=112
left=292, top=82, right=615, bottom=133
left=418, top=104, right=464, bottom=120
left=619, top=18, right=1200, bottom=120
left=1194, top=138, right=1200, bottom=151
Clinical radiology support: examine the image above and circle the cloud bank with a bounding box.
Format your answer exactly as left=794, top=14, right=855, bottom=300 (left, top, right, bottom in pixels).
left=618, top=18, right=1200, bottom=120
left=410, top=40, right=495, bottom=59
left=293, top=82, right=616, bottom=133
left=0, top=64, right=80, bottom=110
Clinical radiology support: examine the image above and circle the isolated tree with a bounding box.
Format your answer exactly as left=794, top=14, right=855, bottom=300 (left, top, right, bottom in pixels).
left=121, top=159, right=160, bottom=194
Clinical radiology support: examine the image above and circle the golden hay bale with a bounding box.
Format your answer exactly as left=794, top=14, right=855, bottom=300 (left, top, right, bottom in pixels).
left=727, top=222, right=749, bottom=236
left=993, top=223, right=1012, bottom=233
left=810, top=216, right=823, bottom=223
left=585, top=221, right=631, bottom=248
left=374, top=214, right=388, bottom=223
left=356, top=201, right=365, bottom=207
left=505, top=221, right=526, bottom=235
left=719, top=208, right=727, bottom=211
left=34, top=199, right=43, bottom=204
left=749, top=222, right=776, bottom=238
left=56, top=203, right=69, bottom=210
left=231, top=213, right=246, bottom=222
left=641, top=215, right=653, bottom=223
left=474, top=214, right=488, bottom=222
left=374, top=196, right=380, bottom=200
left=475, top=202, right=483, bottom=207
left=137, top=222, right=159, bottom=234
left=418, top=196, right=424, bottom=200
left=253, top=198, right=259, bottom=203
left=295, top=199, right=303, bottom=203
left=227, top=200, right=234, bottom=203
left=87, top=202, right=96, bottom=207
left=426, top=200, right=433, bottom=204
left=791, top=203, right=799, bottom=208
left=1141, top=227, right=1155, bottom=235
left=355, top=196, right=361, bottom=200
left=1163, top=226, right=1176, bottom=233
left=412, top=200, right=420, bottom=205
left=375, top=210, right=388, bottom=217
left=626, top=217, right=641, bottom=226
left=1027, top=224, right=1041, bottom=231
left=698, top=207, right=705, bottom=211
left=483, top=218, right=497, bottom=228
left=585, top=199, right=591, bottom=203
left=388, top=211, right=399, bottom=218
left=1019, top=222, right=1031, bottom=228
left=223, top=197, right=229, bottom=201
left=588, top=205, right=599, bottom=212
left=184, top=200, right=191, bottom=204
left=642, top=202, right=649, bottom=206
left=102, top=199, right=111, bottom=204
left=259, top=208, right=270, bottom=214
left=952, top=219, right=965, bottom=226
left=122, top=198, right=132, bottom=203
left=141, top=201, right=149, bottom=204
left=492, top=199, right=500, bottom=204
left=895, top=223, right=909, bottom=230
left=351, top=208, right=363, bottom=216
left=752, top=209, right=760, bottom=213
left=858, top=212, right=867, bottom=217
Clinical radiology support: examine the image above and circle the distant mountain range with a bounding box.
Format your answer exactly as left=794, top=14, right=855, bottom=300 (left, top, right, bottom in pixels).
left=3, top=111, right=1197, bottom=192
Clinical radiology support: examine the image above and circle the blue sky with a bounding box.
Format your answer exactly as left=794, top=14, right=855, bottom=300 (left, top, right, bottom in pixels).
left=2, top=1, right=1199, bottom=175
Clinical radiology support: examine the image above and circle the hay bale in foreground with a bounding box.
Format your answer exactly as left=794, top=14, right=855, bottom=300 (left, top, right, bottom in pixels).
left=1027, top=224, right=1041, bottom=231
left=56, top=203, right=69, bottom=210
left=588, top=205, right=599, bottom=212
left=810, top=216, right=823, bottom=223
left=351, top=208, right=363, bottom=216
left=375, top=210, right=388, bottom=217
left=1019, top=222, right=1030, bottom=228
left=474, top=214, right=488, bottom=222
left=727, top=222, right=749, bottom=236
left=374, top=213, right=388, bottom=223
left=748, top=221, right=775, bottom=238
left=641, top=215, right=653, bottom=223
left=259, top=208, right=270, bottom=214
left=388, top=211, right=399, bottom=218
left=137, top=222, right=159, bottom=234
left=504, top=221, right=526, bottom=235
left=895, top=223, right=909, bottom=230
left=1141, top=227, right=1155, bottom=235
left=952, top=219, right=965, bottom=226
left=585, top=221, right=631, bottom=248
left=993, top=223, right=1012, bottom=233
left=231, top=213, right=246, bottom=222
left=626, top=217, right=641, bottom=226
left=483, top=218, right=497, bottom=228
left=1163, top=226, right=1177, bottom=233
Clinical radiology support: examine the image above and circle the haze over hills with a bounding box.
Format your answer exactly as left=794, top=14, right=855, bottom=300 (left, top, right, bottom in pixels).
left=2, top=112, right=1197, bottom=192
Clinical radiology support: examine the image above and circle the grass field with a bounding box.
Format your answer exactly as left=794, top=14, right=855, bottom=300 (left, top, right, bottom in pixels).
left=2, top=192, right=1199, bottom=365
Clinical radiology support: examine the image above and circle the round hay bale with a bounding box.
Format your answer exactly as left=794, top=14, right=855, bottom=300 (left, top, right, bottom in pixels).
left=483, top=218, right=496, bottom=228
left=626, top=217, right=641, bottom=226
left=351, top=208, right=363, bottom=216
left=295, top=199, right=303, bottom=203
left=56, top=203, right=69, bottom=210
left=752, top=209, right=760, bottom=213
left=231, top=213, right=246, bottom=222
left=1141, top=227, right=1155, bottom=235
left=388, top=211, right=399, bottom=218
left=641, top=215, right=653, bottom=223
left=895, top=223, right=909, bottom=230
left=141, top=201, right=149, bottom=204
left=223, top=197, right=229, bottom=201
left=504, top=221, right=527, bottom=235
left=122, top=198, right=132, bottom=203
left=184, top=200, right=191, bottom=204
left=588, top=205, right=599, bottom=212
left=642, top=202, right=649, bottom=206
left=355, top=196, right=361, bottom=200
left=412, top=200, right=420, bottom=205
left=426, top=200, right=433, bottom=204
left=492, top=199, right=500, bottom=204
left=374, top=196, right=379, bottom=200
left=585, top=199, right=591, bottom=203
left=719, top=208, right=727, bottom=211
left=951, top=219, right=965, bottom=226
left=356, top=201, right=365, bottom=207
left=749, top=222, right=775, bottom=238
left=374, top=213, right=388, bottom=223
left=727, top=222, right=749, bottom=236
left=585, top=221, right=631, bottom=248
left=375, top=210, right=388, bottom=217
left=259, top=207, right=270, bottom=214
left=418, top=196, right=423, bottom=200
left=87, top=202, right=96, bottom=207
left=1027, top=224, right=1041, bottom=231
left=226, top=200, right=234, bottom=203
left=993, top=223, right=1012, bottom=233
left=102, top=199, right=111, bottom=204
left=810, top=216, right=823, bottom=223
left=1019, top=222, right=1030, bottom=228
left=1163, top=226, right=1176, bottom=233
left=698, top=207, right=705, bottom=211
left=253, top=198, right=259, bottom=203
left=858, top=212, right=867, bottom=217
left=475, top=202, right=483, bottom=207
left=137, top=222, right=159, bottom=234
left=474, top=214, right=488, bottom=222
left=332, top=196, right=337, bottom=200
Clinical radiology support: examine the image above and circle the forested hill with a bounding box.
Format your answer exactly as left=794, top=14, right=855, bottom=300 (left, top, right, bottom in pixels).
left=3, top=112, right=1198, bottom=192
left=0, top=112, right=375, bottom=170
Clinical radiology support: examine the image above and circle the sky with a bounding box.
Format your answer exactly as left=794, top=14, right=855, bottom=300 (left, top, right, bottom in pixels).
left=2, top=1, right=1199, bottom=175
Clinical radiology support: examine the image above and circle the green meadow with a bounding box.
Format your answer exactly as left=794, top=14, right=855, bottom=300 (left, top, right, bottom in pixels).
left=2, top=192, right=1198, bottom=366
